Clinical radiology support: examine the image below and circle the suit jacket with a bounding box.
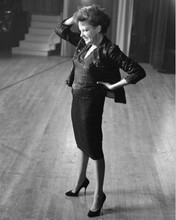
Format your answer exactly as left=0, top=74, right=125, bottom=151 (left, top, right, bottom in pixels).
left=55, top=20, right=146, bottom=103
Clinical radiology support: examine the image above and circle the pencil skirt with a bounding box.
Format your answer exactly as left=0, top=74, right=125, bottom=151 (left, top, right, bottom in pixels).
left=71, top=87, right=106, bottom=160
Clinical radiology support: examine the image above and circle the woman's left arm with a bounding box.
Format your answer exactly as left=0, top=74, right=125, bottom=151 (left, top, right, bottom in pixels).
left=117, top=50, right=146, bottom=85
left=98, top=44, right=146, bottom=90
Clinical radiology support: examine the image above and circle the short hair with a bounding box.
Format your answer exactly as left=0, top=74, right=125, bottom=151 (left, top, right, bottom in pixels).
left=74, top=4, right=111, bottom=34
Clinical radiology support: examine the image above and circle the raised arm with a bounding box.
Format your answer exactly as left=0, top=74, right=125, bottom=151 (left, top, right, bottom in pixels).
left=54, top=17, right=81, bottom=47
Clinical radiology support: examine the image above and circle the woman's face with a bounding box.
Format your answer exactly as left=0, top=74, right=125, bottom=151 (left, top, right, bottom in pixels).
left=78, top=21, right=101, bottom=45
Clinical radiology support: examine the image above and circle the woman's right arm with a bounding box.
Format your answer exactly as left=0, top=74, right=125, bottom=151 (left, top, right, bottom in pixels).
left=54, top=16, right=81, bottom=46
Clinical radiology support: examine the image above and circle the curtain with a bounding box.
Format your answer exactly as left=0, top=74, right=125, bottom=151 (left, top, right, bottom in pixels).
left=60, top=0, right=81, bottom=56
left=61, top=0, right=75, bottom=56
left=149, top=0, right=169, bottom=71
left=115, top=0, right=134, bottom=56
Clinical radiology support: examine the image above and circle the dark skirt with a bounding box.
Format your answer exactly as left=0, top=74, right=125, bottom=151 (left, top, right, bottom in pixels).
left=71, top=87, right=106, bottom=160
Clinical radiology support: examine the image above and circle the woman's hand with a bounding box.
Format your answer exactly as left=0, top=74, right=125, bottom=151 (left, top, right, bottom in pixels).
left=64, top=16, right=75, bottom=25
left=97, top=79, right=129, bottom=90
left=97, top=81, right=114, bottom=90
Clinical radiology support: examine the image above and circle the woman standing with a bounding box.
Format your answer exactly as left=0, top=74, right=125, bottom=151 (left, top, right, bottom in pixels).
left=53, top=5, right=146, bottom=217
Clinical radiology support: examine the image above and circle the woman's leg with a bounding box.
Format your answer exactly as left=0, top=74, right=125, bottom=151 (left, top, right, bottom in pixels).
left=90, top=157, right=105, bottom=211
left=72, top=149, right=89, bottom=193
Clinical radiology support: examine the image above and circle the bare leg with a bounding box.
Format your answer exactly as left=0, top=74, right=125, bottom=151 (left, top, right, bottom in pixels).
left=90, top=157, right=105, bottom=211
left=72, top=150, right=89, bottom=193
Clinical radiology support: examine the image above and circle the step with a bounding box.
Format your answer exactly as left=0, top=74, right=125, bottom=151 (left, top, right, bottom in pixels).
left=25, top=33, right=60, bottom=43
left=12, top=47, right=49, bottom=56
left=31, top=21, right=57, bottom=29
left=29, top=27, right=53, bottom=35
left=19, top=40, right=56, bottom=51
left=32, top=15, right=60, bottom=22
left=12, top=14, right=61, bottom=57
left=25, top=33, right=50, bottom=42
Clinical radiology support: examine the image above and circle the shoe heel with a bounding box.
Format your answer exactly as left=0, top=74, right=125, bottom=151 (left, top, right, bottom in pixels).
left=84, top=179, right=89, bottom=195
left=65, top=177, right=90, bottom=197
left=84, top=185, right=88, bottom=195
left=87, top=193, right=106, bottom=217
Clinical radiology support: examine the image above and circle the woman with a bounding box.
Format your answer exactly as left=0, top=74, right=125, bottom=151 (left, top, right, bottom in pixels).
left=53, top=5, right=146, bottom=217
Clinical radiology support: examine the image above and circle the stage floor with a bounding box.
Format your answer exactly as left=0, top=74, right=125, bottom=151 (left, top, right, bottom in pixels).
left=0, top=54, right=175, bottom=220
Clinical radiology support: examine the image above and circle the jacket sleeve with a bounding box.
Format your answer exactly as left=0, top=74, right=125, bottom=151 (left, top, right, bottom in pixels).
left=55, top=19, right=81, bottom=47
left=107, top=44, right=146, bottom=84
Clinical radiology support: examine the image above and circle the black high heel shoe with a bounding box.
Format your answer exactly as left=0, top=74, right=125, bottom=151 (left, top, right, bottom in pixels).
left=65, top=177, right=90, bottom=197
left=87, top=193, right=106, bottom=217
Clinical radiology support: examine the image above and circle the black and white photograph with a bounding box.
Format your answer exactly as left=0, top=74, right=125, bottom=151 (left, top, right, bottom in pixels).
left=0, top=0, right=175, bottom=219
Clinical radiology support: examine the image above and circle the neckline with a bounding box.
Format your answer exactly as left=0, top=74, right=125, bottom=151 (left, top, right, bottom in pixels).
left=84, top=45, right=97, bottom=59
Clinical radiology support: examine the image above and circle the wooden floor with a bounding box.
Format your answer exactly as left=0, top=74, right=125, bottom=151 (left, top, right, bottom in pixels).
left=0, top=52, right=175, bottom=220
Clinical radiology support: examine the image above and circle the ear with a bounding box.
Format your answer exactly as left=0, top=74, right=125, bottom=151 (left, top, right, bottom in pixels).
left=96, top=25, right=102, bottom=33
